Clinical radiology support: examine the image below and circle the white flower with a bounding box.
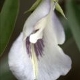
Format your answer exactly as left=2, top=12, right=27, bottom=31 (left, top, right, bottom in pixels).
left=8, top=0, right=72, bottom=80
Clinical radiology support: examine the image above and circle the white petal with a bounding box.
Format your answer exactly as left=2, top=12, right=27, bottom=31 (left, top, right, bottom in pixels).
left=45, top=2, right=65, bottom=45
left=8, top=33, right=34, bottom=80
left=52, top=12, right=65, bottom=44
left=44, top=11, right=58, bottom=44
left=23, top=0, right=51, bottom=40
left=38, top=45, right=71, bottom=80
left=37, top=28, right=72, bottom=80
left=42, top=4, right=65, bottom=45
left=8, top=33, right=71, bottom=80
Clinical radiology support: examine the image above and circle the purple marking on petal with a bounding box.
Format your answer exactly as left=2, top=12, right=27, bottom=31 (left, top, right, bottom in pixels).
left=26, top=29, right=44, bottom=58
left=26, top=37, right=31, bottom=56
left=34, top=39, right=44, bottom=58
left=26, top=36, right=44, bottom=58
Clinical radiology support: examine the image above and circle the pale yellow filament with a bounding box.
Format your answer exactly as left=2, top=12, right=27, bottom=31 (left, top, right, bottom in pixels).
left=30, top=44, right=38, bottom=80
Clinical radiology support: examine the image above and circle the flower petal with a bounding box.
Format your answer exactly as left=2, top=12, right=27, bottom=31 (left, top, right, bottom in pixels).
left=38, top=46, right=71, bottom=80
left=52, top=12, right=65, bottom=44
left=42, top=4, right=65, bottom=45
left=23, top=0, right=51, bottom=40
left=8, top=32, right=71, bottom=80
left=37, top=28, right=72, bottom=80
left=45, top=2, right=65, bottom=45
left=8, top=33, right=34, bottom=80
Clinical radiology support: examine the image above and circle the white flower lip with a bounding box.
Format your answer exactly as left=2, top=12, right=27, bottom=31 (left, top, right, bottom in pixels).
left=8, top=0, right=72, bottom=80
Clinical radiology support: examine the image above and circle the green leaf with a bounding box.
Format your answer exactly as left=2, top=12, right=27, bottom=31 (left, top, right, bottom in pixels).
left=52, top=0, right=66, bottom=18
left=52, top=0, right=58, bottom=2
left=60, top=18, right=72, bottom=41
left=25, top=0, right=42, bottom=13
left=66, top=0, right=80, bottom=51
left=0, top=0, right=19, bottom=56
left=73, top=2, right=80, bottom=26
left=0, top=56, right=16, bottom=80
left=55, top=2, right=66, bottom=19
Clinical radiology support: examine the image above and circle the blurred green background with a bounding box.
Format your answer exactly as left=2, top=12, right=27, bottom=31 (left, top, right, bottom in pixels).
left=0, top=0, right=80, bottom=80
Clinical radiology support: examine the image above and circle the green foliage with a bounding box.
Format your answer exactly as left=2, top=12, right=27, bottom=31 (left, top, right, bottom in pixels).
left=25, top=0, right=42, bottom=13
left=66, top=0, right=80, bottom=51
left=0, top=56, right=16, bottom=80
left=55, top=3, right=66, bottom=19
left=0, top=0, right=19, bottom=56
left=52, top=0, right=66, bottom=18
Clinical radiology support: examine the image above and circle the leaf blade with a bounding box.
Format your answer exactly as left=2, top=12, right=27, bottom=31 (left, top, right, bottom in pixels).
left=66, top=0, right=80, bottom=51
left=0, top=0, right=19, bottom=56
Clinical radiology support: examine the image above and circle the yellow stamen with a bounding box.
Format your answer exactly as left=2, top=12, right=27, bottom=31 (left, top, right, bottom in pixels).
left=30, top=44, right=38, bottom=80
